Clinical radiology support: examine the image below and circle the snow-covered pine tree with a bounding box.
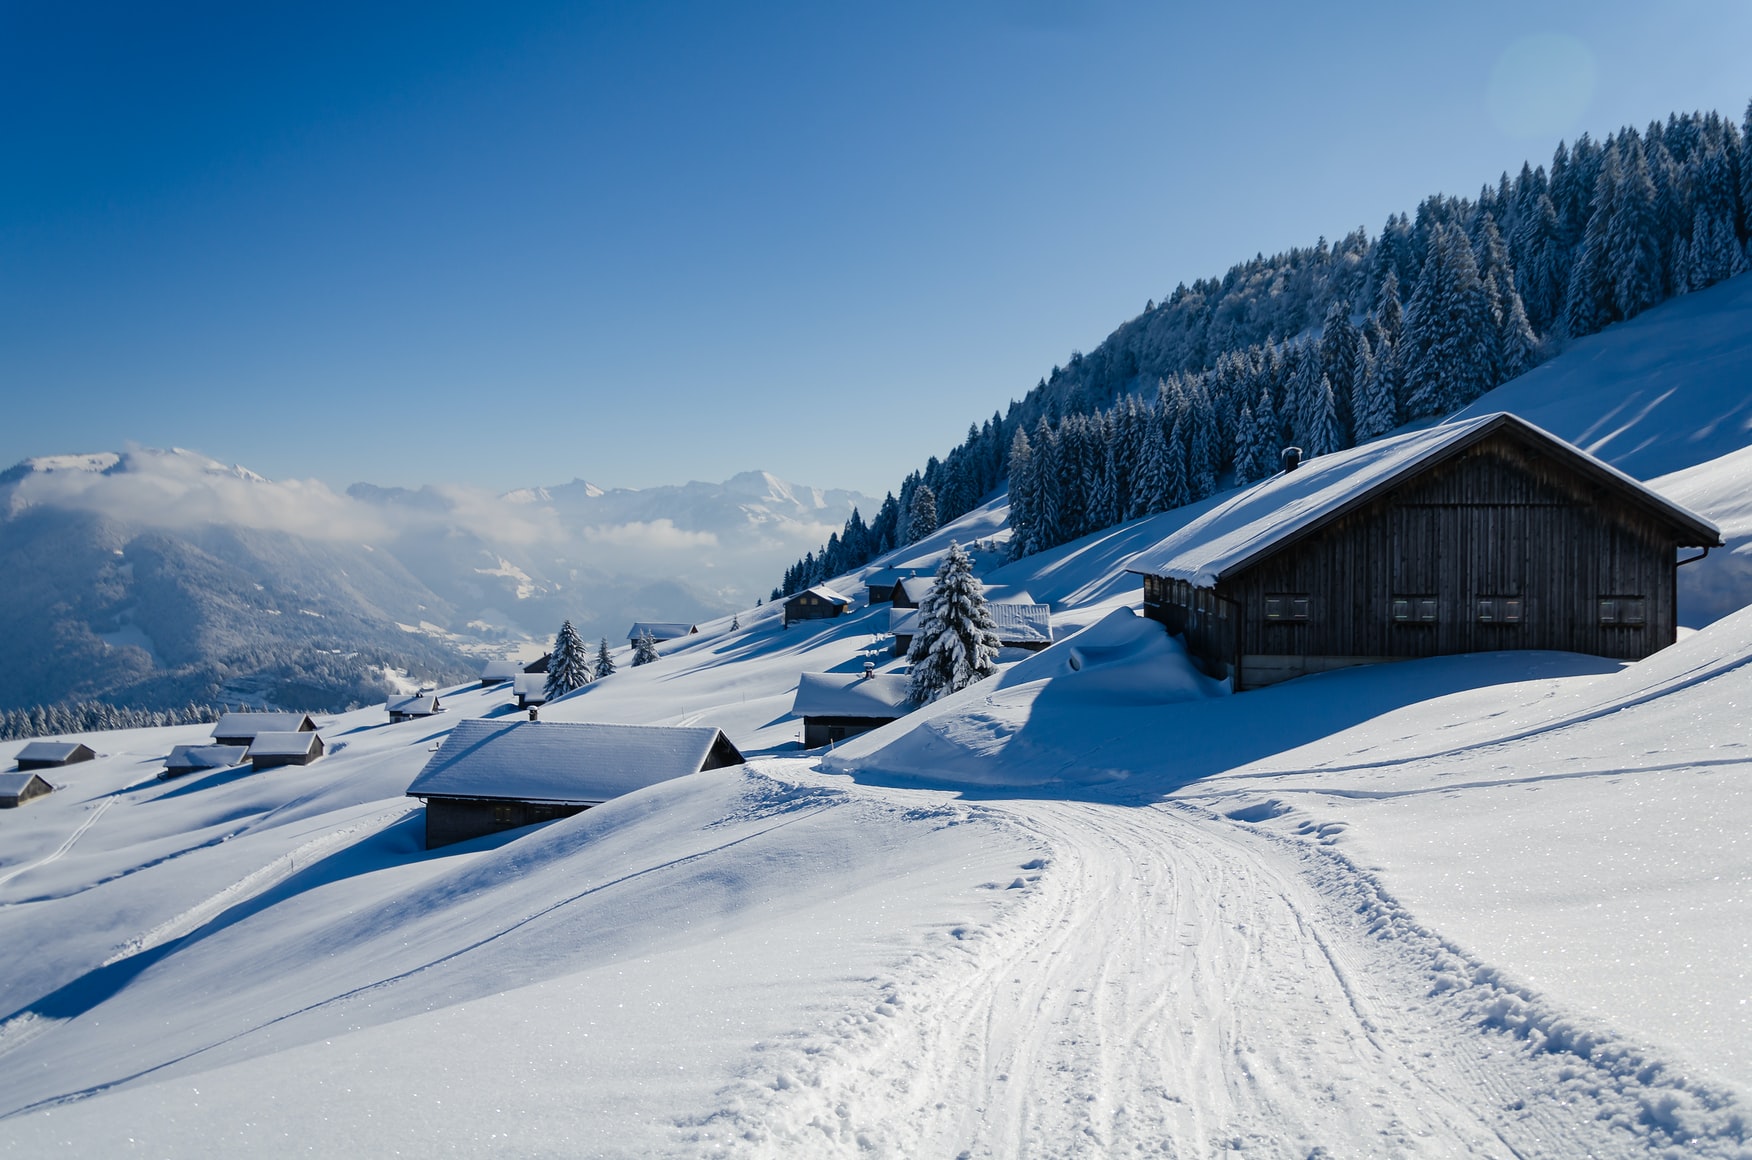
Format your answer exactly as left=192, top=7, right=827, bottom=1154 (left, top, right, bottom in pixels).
left=1317, top=299, right=1358, bottom=442
left=730, top=613, right=740, bottom=631
left=1163, top=412, right=1191, bottom=510
left=1512, top=193, right=1566, bottom=335
left=1031, top=417, right=1062, bottom=547
left=1351, top=331, right=1396, bottom=442
left=545, top=620, right=594, bottom=698
left=1608, top=135, right=1663, bottom=321
left=906, top=483, right=938, bottom=544
left=1006, top=427, right=1037, bottom=559
left=1403, top=223, right=1496, bottom=416
left=906, top=541, right=1001, bottom=705
left=631, top=629, right=660, bottom=667
left=1497, top=289, right=1538, bottom=381
left=1565, top=147, right=1620, bottom=338
left=1305, top=375, right=1341, bottom=458
left=596, top=638, right=616, bottom=676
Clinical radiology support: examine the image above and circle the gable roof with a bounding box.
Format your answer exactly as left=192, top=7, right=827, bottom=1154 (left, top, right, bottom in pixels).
left=247, top=731, right=323, bottom=757
left=787, top=585, right=851, bottom=607
left=898, top=577, right=935, bottom=602
left=862, top=568, right=912, bottom=587
left=1127, top=412, right=1723, bottom=588
left=0, top=772, right=51, bottom=796
left=479, top=658, right=519, bottom=681
left=406, top=719, right=741, bottom=804
left=514, top=672, right=549, bottom=701
left=889, top=607, right=920, bottom=635
left=15, top=741, right=91, bottom=764
left=165, top=744, right=248, bottom=770
left=212, top=712, right=316, bottom=740
left=627, top=622, right=696, bottom=641
left=988, top=602, right=1053, bottom=644
left=791, top=672, right=913, bottom=718
left=388, top=694, right=441, bottom=716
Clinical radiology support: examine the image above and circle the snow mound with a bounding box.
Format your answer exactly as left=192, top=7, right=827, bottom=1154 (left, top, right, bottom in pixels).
left=824, top=610, right=1225, bottom=788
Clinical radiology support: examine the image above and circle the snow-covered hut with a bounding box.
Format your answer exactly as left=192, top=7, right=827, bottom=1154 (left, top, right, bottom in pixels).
left=14, top=741, right=96, bottom=771
left=406, top=719, right=745, bottom=849
left=478, top=658, right=519, bottom=687
left=890, top=577, right=935, bottom=609
left=989, top=603, right=1054, bottom=651
left=248, top=731, right=325, bottom=770
left=1126, top=412, right=1723, bottom=690
left=513, top=672, right=548, bottom=709
left=212, top=712, right=317, bottom=747
left=160, top=745, right=248, bottom=780
left=523, top=653, right=551, bottom=674
left=627, top=622, right=697, bottom=644
left=889, top=607, right=920, bottom=656
left=791, top=671, right=913, bottom=747
left=862, top=568, right=912, bottom=603
left=387, top=694, right=442, bottom=723
left=0, top=771, right=54, bottom=808
left=783, top=585, right=851, bottom=625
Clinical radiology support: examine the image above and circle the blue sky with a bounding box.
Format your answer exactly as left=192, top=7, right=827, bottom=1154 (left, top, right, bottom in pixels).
left=3, top=1, right=1748, bottom=496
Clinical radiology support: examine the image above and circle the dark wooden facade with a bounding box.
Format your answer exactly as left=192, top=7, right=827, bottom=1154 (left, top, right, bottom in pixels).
left=784, top=590, right=849, bottom=623
left=422, top=797, right=590, bottom=849
left=0, top=773, right=55, bottom=807
left=802, top=715, right=897, bottom=747
left=1139, top=422, right=1720, bottom=690
left=250, top=735, right=326, bottom=770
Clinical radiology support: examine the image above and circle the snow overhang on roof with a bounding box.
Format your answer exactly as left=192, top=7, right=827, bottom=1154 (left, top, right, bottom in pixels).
left=793, top=585, right=850, bottom=606
left=628, top=622, right=696, bottom=641
left=790, top=672, right=913, bottom=718
left=988, top=603, right=1053, bottom=643
left=1126, top=412, right=1723, bottom=588
left=388, top=695, right=439, bottom=714
left=165, top=745, right=248, bottom=769
left=15, top=741, right=83, bottom=763
left=479, top=659, right=519, bottom=680
left=212, top=712, right=314, bottom=739
left=406, top=719, right=734, bottom=803
left=248, top=731, right=321, bottom=757
left=889, top=607, right=920, bottom=634
left=898, top=577, right=935, bottom=601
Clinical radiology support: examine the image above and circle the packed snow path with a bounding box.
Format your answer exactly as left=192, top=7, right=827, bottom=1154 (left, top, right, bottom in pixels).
left=702, top=788, right=1745, bottom=1158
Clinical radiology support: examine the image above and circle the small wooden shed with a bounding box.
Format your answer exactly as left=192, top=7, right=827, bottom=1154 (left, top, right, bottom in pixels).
left=889, top=607, right=920, bottom=656
left=406, top=719, right=745, bottom=849
left=0, top=772, right=54, bottom=808
left=989, top=603, right=1054, bottom=651
left=14, top=741, right=96, bottom=771
left=626, top=622, right=697, bottom=644
left=863, top=569, right=911, bottom=604
left=248, top=731, right=325, bottom=770
left=212, top=712, right=318, bottom=747
left=478, top=658, right=519, bottom=686
left=1126, top=412, right=1722, bottom=690
left=161, top=745, right=248, bottom=780
left=513, top=672, right=549, bottom=709
left=784, top=585, right=851, bottom=625
left=791, top=671, right=914, bottom=746
left=388, top=694, right=443, bottom=723
left=890, top=577, right=935, bottom=610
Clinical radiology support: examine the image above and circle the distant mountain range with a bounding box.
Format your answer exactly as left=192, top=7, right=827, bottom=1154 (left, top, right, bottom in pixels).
left=0, top=448, right=875, bottom=712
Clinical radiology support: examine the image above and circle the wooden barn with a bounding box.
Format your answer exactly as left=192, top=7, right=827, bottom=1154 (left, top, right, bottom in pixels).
left=478, top=658, right=519, bottom=686
left=890, top=577, right=935, bottom=610
left=784, top=585, right=851, bottom=625
left=513, top=672, right=549, bottom=709
left=406, top=719, right=745, bottom=849
left=523, top=653, right=551, bottom=674
left=248, top=731, right=325, bottom=770
left=627, top=622, right=697, bottom=644
left=989, top=603, right=1054, bottom=651
left=863, top=569, right=912, bottom=603
left=14, top=741, right=96, bottom=770
left=212, top=712, right=318, bottom=747
left=791, top=670, right=913, bottom=746
left=387, top=693, right=443, bottom=723
left=1126, top=412, right=1722, bottom=691
left=889, top=607, right=920, bottom=655
left=0, top=772, right=54, bottom=808
left=161, top=745, right=248, bottom=780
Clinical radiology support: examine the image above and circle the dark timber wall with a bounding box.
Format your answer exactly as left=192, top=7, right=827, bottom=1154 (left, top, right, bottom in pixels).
left=1143, top=430, right=1707, bottom=689
left=423, top=797, right=589, bottom=849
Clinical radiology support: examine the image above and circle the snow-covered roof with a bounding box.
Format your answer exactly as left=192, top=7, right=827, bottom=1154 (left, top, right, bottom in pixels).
left=388, top=694, right=441, bottom=716
left=406, top=719, right=739, bottom=804
left=862, top=568, right=913, bottom=587
left=514, top=672, right=549, bottom=701
left=898, top=577, right=935, bottom=602
left=479, top=658, right=519, bottom=681
left=15, top=741, right=87, bottom=764
left=247, top=731, right=322, bottom=757
left=627, top=622, right=696, bottom=641
left=1127, top=412, right=1723, bottom=587
left=788, top=585, right=850, bottom=607
left=0, top=772, right=50, bottom=795
left=791, top=672, right=913, bottom=718
left=988, top=603, right=1053, bottom=644
left=165, top=745, right=248, bottom=770
left=889, top=607, right=920, bottom=635
left=212, top=712, right=315, bottom=741
left=981, top=585, right=1038, bottom=605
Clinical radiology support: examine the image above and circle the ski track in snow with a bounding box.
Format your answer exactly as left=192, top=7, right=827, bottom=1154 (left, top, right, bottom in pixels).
left=0, top=798, right=112, bottom=891
left=682, top=793, right=1750, bottom=1158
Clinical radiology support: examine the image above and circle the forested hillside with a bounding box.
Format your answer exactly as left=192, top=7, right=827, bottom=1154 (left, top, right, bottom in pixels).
left=777, top=102, right=1752, bottom=591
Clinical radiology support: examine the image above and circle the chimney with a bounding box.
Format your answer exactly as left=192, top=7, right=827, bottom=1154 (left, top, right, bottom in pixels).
left=862, top=661, right=876, bottom=680
left=528, top=706, right=539, bottom=721
left=1281, top=446, right=1303, bottom=473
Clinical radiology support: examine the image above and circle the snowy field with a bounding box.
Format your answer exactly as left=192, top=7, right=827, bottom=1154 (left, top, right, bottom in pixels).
left=2, top=279, right=1752, bottom=1156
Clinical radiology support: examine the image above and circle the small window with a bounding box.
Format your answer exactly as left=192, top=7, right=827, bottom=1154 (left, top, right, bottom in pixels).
left=1263, top=594, right=1311, bottom=621
left=1476, top=596, right=1524, bottom=624
left=492, top=804, right=515, bottom=823
left=1392, top=596, right=1438, bottom=623
left=1599, top=596, right=1647, bottom=626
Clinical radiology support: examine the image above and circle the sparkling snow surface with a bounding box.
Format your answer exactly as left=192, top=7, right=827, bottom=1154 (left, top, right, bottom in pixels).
left=3, top=280, right=1752, bottom=1157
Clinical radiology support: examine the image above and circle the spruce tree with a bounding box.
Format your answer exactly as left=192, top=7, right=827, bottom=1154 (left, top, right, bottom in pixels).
left=596, top=638, right=616, bottom=676
left=632, top=629, right=660, bottom=667
left=545, top=620, right=594, bottom=698
left=1352, top=332, right=1397, bottom=442
left=906, top=541, right=1001, bottom=705
left=1006, top=427, right=1036, bottom=559
left=1565, top=148, right=1620, bottom=337
left=1608, top=136, right=1663, bottom=321
left=906, top=484, right=938, bottom=544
